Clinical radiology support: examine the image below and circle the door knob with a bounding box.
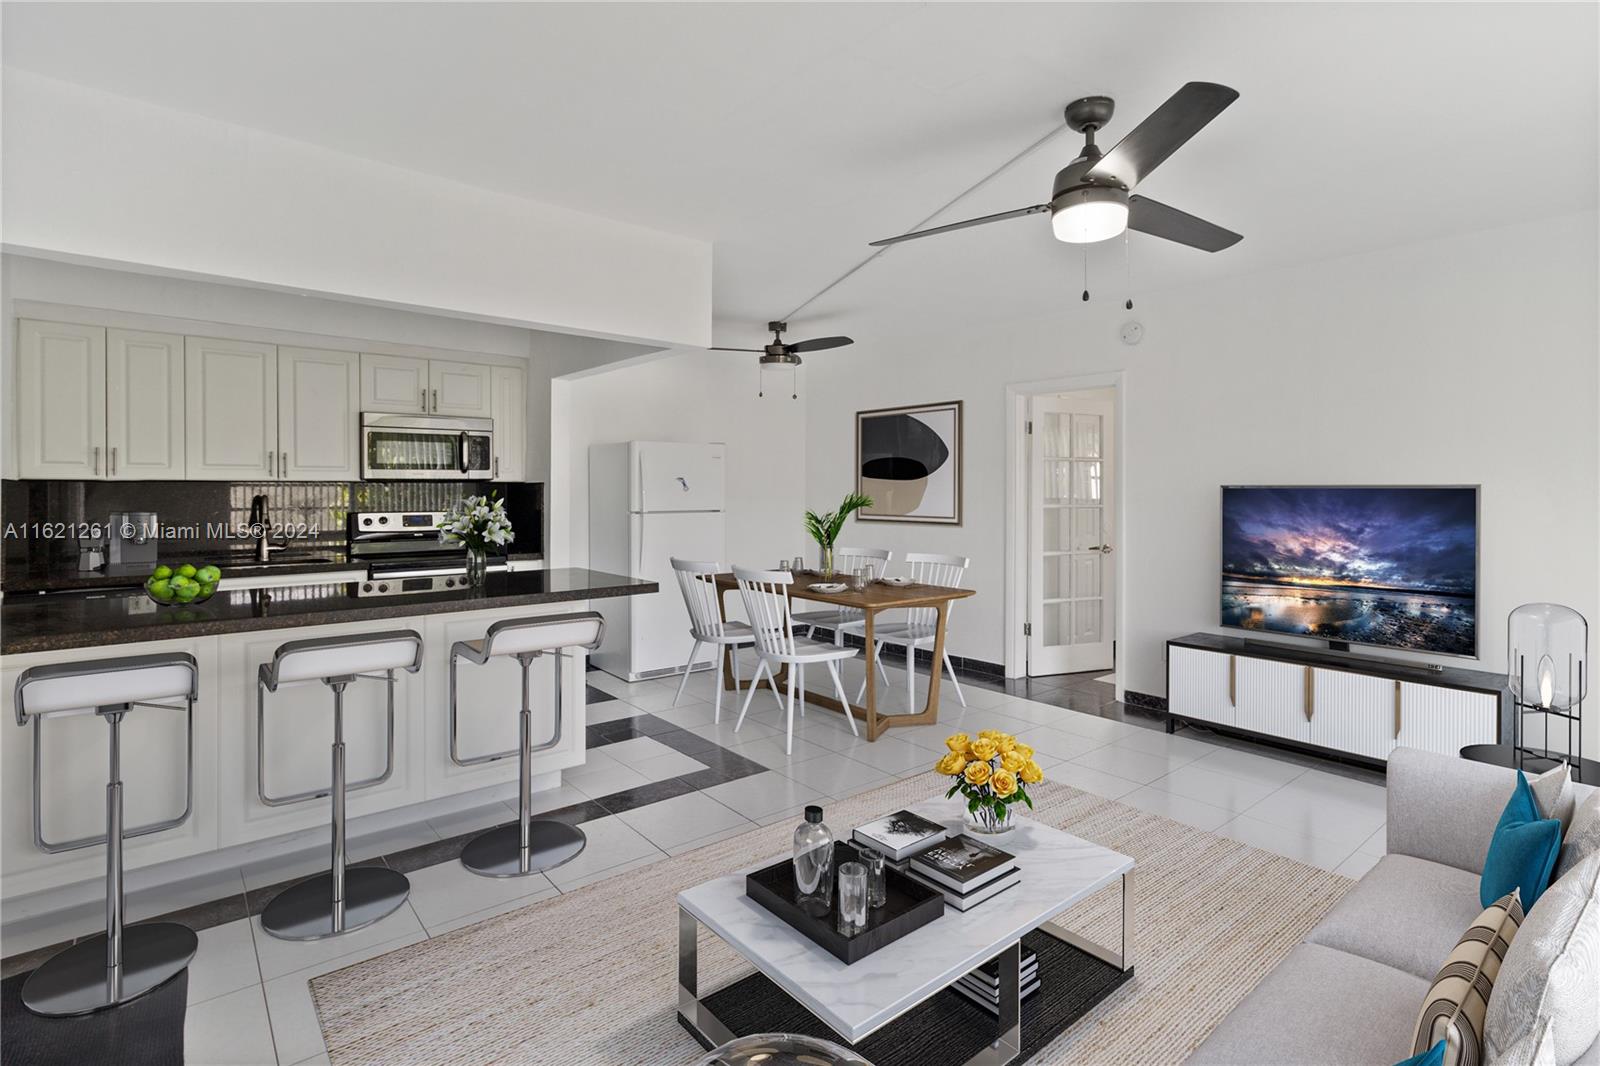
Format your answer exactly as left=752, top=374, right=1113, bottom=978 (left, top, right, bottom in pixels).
left=1094, top=544, right=1114, bottom=554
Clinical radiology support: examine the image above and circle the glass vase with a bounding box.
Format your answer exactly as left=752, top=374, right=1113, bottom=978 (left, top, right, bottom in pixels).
left=465, top=546, right=489, bottom=589
left=965, top=801, right=1015, bottom=836
left=821, top=545, right=834, bottom=577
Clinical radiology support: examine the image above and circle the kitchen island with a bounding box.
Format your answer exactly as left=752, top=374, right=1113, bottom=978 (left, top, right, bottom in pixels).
left=0, top=569, right=657, bottom=900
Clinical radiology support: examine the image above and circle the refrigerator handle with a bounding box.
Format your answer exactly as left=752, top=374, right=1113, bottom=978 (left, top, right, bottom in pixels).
left=637, top=449, right=646, bottom=513
left=638, top=515, right=645, bottom=573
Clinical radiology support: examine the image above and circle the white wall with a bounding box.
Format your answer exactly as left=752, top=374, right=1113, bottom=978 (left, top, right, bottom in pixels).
left=554, top=350, right=809, bottom=573
left=2, top=70, right=711, bottom=348
left=804, top=212, right=1600, bottom=752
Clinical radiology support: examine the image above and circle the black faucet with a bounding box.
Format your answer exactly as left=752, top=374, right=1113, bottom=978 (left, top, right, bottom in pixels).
left=248, top=494, right=286, bottom=563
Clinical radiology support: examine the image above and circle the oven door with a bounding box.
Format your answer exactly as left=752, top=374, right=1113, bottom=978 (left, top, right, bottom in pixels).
left=361, top=415, right=494, bottom=480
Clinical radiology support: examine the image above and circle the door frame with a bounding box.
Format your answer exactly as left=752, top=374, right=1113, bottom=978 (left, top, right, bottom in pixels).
left=1003, top=371, right=1126, bottom=696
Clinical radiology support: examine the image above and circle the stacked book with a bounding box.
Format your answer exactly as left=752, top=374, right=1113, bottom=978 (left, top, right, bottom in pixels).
left=851, top=809, right=952, bottom=871
left=953, top=947, right=1041, bottom=1015
left=904, top=836, right=1020, bottom=911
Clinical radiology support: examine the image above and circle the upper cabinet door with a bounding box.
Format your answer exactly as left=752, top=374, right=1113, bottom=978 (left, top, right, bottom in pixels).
left=279, top=347, right=360, bottom=481
left=360, top=353, right=429, bottom=414
left=429, top=359, right=492, bottom=417
left=17, top=319, right=107, bottom=479
left=106, top=329, right=185, bottom=480
left=490, top=364, right=527, bottom=482
left=185, top=337, right=278, bottom=480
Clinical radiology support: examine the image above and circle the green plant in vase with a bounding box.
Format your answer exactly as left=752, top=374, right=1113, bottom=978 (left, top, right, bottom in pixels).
left=803, top=492, right=872, bottom=576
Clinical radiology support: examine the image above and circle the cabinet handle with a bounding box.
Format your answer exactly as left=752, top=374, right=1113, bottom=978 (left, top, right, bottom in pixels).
left=1394, top=680, right=1403, bottom=738
left=493, top=456, right=500, bottom=479
left=420, top=386, right=427, bottom=412
left=432, top=388, right=439, bottom=413
left=281, top=452, right=288, bottom=478
left=1228, top=655, right=1236, bottom=707
left=267, top=450, right=274, bottom=476
left=110, top=447, right=117, bottom=477
left=1304, top=666, right=1315, bottom=722
left=93, top=446, right=100, bottom=476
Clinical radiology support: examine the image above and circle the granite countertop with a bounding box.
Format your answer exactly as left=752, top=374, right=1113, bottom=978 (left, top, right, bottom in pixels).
left=1, top=567, right=654, bottom=655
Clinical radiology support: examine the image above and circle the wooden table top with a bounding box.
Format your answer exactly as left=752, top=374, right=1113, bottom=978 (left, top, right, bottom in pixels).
left=711, top=570, right=975, bottom=610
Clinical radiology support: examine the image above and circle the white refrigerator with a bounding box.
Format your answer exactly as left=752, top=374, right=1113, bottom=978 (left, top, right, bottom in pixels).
left=589, top=441, right=727, bottom=682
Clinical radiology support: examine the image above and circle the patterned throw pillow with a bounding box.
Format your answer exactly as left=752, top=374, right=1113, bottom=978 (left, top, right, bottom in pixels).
left=1484, top=852, right=1600, bottom=1066
left=1411, top=890, right=1523, bottom=1066
left=1556, top=790, right=1600, bottom=881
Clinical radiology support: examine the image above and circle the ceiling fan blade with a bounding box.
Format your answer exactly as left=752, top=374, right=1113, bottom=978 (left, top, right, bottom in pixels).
left=786, top=336, right=853, bottom=354
left=1087, top=82, right=1239, bottom=189
left=868, top=204, right=1050, bottom=247
left=1127, top=195, right=1242, bottom=252
left=708, top=347, right=764, bottom=353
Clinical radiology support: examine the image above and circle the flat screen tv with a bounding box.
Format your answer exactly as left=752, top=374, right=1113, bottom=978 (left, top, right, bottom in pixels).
left=1220, top=486, right=1478, bottom=657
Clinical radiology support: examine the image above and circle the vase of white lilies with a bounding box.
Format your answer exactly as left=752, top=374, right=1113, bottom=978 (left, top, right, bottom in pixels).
left=440, top=494, right=514, bottom=588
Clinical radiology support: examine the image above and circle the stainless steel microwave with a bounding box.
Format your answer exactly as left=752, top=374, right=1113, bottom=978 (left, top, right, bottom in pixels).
left=360, top=413, right=494, bottom=480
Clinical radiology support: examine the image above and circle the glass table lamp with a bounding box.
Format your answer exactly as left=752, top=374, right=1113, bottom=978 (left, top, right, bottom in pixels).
left=1507, top=603, right=1588, bottom=767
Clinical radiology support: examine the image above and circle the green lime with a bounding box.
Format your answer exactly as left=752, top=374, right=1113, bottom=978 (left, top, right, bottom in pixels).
left=177, top=564, right=198, bottom=579
left=152, top=564, right=173, bottom=580
left=175, top=584, right=199, bottom=602
left=199, top=581, right=217, bottom=598
left=197, top=565, right=221, bottom=584
left=148, top=578, right=171, bottom=596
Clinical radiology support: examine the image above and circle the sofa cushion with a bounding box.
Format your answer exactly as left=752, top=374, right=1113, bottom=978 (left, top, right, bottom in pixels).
left=1408, top=890, right=1523, bottom=1066
left=1558, top=790, right=1600, bottom=881
left=1307, top=854, right=1488, bottom=980
left=1481, top=771, right=1562, bottom=908
left=1186, top=942, right=1430, bottom=1065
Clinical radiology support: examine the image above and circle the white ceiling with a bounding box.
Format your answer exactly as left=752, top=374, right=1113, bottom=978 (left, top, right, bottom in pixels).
left=4, top=2, right=1596, bottom=349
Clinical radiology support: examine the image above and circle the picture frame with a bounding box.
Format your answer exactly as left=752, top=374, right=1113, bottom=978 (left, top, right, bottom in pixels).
left=856, top=400, right=963, bottom=525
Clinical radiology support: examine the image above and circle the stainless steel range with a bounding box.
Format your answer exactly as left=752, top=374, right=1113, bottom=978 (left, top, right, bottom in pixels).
left=347, top=510, right=504, bottom=597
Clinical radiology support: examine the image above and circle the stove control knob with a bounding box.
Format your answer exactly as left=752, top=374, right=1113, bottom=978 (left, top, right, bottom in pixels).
left=361, top=517, right=372, bottom=527
left=362, top=582, right=373, bottom=592
left=378, top=583, right=389, bottom=593
left=443, top=578, right=454, bottom=587
left=378, top=516, right=389, bottom=525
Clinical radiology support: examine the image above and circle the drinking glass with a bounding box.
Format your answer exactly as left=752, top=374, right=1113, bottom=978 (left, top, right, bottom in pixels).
left=850, top=567, right=868, bottom=592
left=836, top=862, right=868, bottom=935
left=792, top=555, right=806, bottom=574
left=779, top=559, right=791, bottom=572
left=859, top=848, right=887, bottom=907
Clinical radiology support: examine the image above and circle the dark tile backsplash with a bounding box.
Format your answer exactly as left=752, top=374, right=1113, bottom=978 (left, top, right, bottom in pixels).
left=2, top=479, right=542, bottom=586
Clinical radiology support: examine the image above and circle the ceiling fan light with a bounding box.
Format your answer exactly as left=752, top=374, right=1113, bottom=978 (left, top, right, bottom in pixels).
left=1050, top=186, right=1130, bottom=244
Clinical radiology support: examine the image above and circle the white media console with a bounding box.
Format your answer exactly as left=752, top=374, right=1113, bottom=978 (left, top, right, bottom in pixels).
left=1165, top=632, right=1507, bottom=765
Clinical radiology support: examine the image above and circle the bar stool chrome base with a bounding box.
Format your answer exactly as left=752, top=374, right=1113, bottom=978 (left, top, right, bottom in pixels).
left=461, top=820, right=586, bottom=877
left=260, top=866, right=411, bottom=942
left=21, top=922, right=197, bottom=1017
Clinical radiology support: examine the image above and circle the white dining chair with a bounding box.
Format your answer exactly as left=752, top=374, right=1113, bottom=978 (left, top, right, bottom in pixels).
left=670, top=558, right=782, bottom=721
left=791, top=547, right=894, bottom=689
left=732, top=567, right=860, bottom=754
left=859, top=552, right=970, bottom=711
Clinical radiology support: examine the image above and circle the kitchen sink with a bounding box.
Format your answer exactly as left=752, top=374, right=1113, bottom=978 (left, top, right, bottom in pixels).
left=223, top=554, right=343, bottom=571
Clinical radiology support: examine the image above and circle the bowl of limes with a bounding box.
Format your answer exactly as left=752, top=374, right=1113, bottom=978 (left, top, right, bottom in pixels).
left=145, top=563, right=222, bottom=607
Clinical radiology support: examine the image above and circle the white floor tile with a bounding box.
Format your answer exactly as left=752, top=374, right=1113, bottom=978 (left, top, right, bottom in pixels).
left=701, top=771, right=829, bottom=821
left=184, top=984, right=278, bottom=1066
left=249, top=897, right=425, bottom=981
left=404, top=859, right=554, bottom=932
left=631, top=749, right=709, bottom=782
left=782, top=754, right=895, bottom=798
left=1144, top=763, right=1283, bottom=812
left=547, top=851, right=664, bottom=893
left=423, top=885, right=560, bottom=937
left=541, top=815, right=661, bottom=891
left=1011, top=725, right=1113, bottom=763
left=262, top=927, right=428, bottom=1066
left=756, top=803, right=820, bottom=827
left=1242, top=772, right=1387, bottom=847
left=1334, top=850, right=1383, bottom=879
left=425, top=800, right=516, bottom=839
left=1120, top=786, right=1235, bottom=831
left=240, top=824, right=437, bottom=892
left=826, top=737, right=933, bottom=777
left=1047, top=761, right=1145, bottom=801
left=1357, top=825, right=1388, bottom=857
left=187, top=917, right=263, bottom=1006
left=613, top=685, right=690, bottom=713
left=725, top=732, right=837, bottom=769
left=665, top=821, right=761, bottom=856
left=1069, top=745, right=1189, bottom=785
left=598, top=735, right=684, bottom=767
left=525, top=782, right=595, bottom=817
left=1216, top=815, right=1360, bottom=873
left=1045, top=709, right=1138, bottom=742
left=649, top=701, right=722, bottom=729
left=1111, top=729, right=1220, bottom=762
left=564, top=760, right=653, bottom=798
left=1189, top=745, right=1309, bottom=789
left=584, top=698, right=641, bottom=724
left=686, top=716, right=782, bottom=748
left=617, top=790, right=752, bottom=850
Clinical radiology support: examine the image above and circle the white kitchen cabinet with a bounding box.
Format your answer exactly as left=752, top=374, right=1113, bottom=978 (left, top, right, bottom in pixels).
left=1168, top=645, right=1234, bottom=727
left=16, top=319, right=106, bottom=479
left=1309, top=668, right=1398, bottom=761
left=278, top=346, right=361, bottom=480
left=185, top=337, right=278, bottom=480
left=1234, top=657, right=1311, bottom=743
left=429, top=359, right=493, bottom=417
left=106, top=329, right=186, bottom=480
left=1398, top=682, right=1498, bottom=757
left=491, top=363, right=528, bottom=481
left=359, top=352, right=429, bottom=414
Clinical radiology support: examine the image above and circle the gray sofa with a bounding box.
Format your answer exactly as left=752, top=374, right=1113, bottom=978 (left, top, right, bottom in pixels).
left=1189, top=746, right=1598, bottom=1065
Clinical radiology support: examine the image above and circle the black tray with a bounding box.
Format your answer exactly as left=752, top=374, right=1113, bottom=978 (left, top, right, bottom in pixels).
left=745, top=841, right=945, bottom=964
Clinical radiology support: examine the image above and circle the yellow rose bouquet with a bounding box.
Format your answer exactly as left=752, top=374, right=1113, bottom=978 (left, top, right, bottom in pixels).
left=932, top=728, right=1044, bottom=835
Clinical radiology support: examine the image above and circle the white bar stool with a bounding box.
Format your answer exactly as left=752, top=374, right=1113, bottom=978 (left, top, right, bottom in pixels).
left=257, top=630, right=422, bottom=941
left=449, top=611, right=604, bottom=878
left=14, top=652, right=199, bottom=1017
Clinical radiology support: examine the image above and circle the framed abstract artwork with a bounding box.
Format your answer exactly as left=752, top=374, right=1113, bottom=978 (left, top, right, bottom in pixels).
left=856, top=400, right=963, bottom=525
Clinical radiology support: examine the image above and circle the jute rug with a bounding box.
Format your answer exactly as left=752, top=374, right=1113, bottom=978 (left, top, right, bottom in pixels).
left=310, top=773, right=1354, bottom=1065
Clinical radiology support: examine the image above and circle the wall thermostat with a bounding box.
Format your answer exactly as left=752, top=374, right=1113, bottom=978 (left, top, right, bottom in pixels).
left=1120, top=320, right=1144, bottom=345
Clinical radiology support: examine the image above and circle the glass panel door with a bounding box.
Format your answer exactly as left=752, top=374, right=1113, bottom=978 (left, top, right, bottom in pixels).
left=365, top=430, right=462, bottom=473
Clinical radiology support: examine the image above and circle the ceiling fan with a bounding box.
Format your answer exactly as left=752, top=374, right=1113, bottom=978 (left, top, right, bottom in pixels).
left=709, top=321, right=853, bottom=368
left=869, top=82, right=1242, bottom=253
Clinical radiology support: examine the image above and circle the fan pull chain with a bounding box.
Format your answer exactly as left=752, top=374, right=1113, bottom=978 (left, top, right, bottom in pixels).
left=1124, top=230, right=1134, bottom=310
left=757, top=363, right=764, bottom=399
left=791, top=367, right=798, bottom=401
left=1081, top=247, right=1090, bottom=302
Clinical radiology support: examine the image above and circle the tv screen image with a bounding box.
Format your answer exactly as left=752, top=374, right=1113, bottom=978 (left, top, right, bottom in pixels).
left=1220, top=486, right=1478, bottom=656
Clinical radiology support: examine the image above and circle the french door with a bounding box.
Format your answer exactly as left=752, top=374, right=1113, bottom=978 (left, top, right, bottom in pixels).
left=1028, top=393, right=1115, bottom=675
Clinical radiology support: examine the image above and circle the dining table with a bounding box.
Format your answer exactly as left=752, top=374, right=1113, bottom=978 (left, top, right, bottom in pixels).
left=711, top=570, right=976, bottom=741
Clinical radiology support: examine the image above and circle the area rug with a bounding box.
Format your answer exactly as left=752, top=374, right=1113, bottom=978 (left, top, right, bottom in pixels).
left=310, top=774, right=1354, bottom=1065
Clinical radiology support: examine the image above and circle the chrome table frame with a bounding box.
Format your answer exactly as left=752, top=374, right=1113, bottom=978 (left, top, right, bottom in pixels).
left=677, top=870, right=1134, bottom=1065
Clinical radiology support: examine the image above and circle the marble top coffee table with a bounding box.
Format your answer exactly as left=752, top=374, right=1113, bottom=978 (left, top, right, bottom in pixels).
left=676, top=798, right=1134, bottom=1065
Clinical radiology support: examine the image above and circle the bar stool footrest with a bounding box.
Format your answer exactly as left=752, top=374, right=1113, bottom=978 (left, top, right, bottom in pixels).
left=21, top=922, right=197, bottom=1017
left=461, top=820, right=586, bottom=878
left=260, top=866, right=410, bottom=942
